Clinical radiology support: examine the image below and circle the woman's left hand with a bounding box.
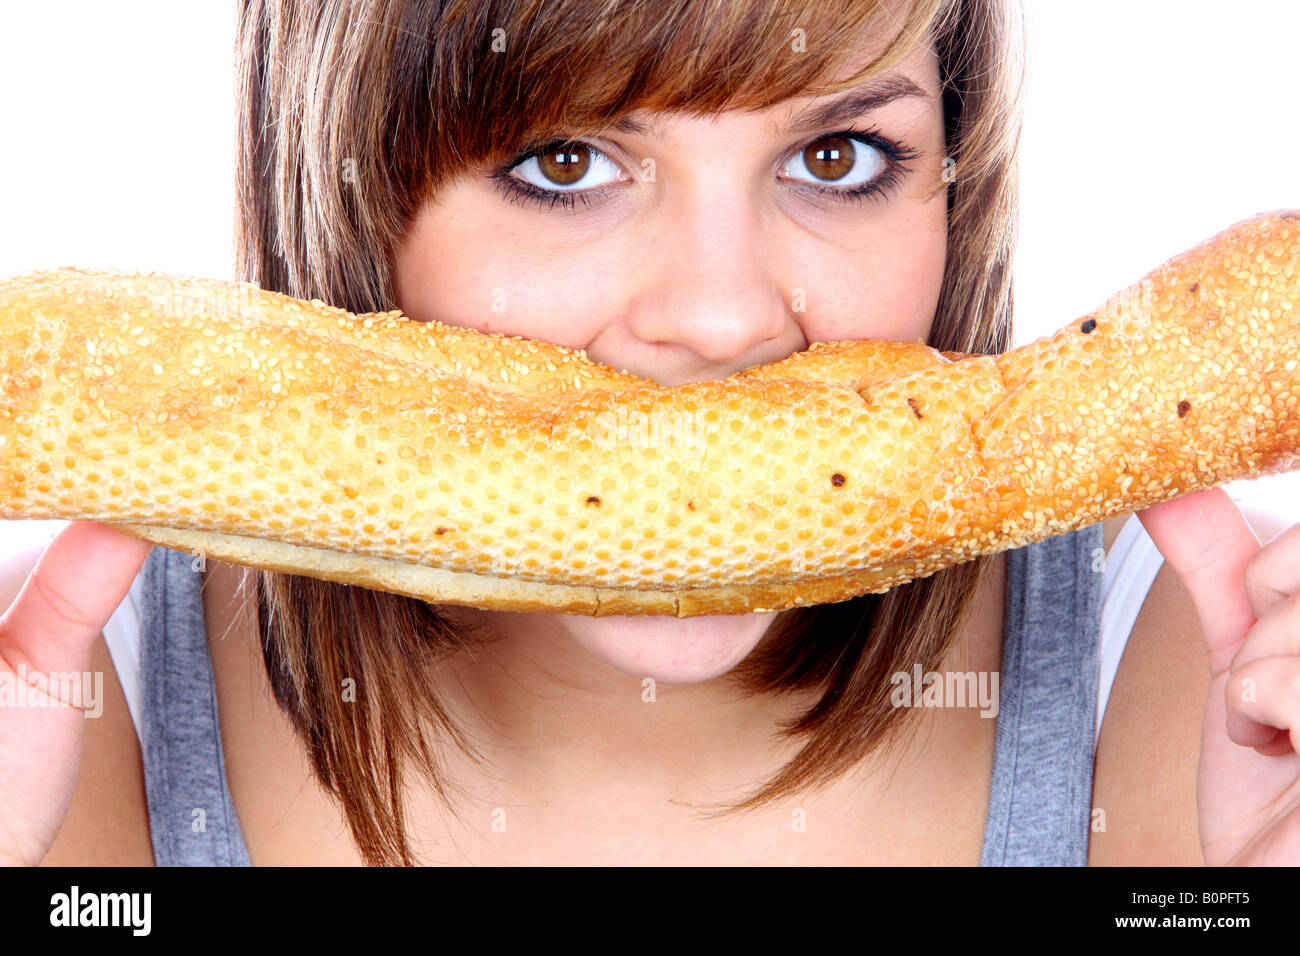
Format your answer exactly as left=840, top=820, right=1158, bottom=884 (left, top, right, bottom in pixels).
left=1138, top=486, right=1300, bottom=865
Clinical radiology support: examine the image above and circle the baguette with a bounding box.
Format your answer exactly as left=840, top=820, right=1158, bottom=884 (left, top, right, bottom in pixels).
left=1, top=211, right=1298, bottom=615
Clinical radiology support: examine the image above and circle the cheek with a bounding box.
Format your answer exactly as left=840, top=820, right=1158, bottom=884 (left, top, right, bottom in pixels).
left=868, top=218, right=947, bottom=342
left=391, top=199, right=629, bottom=351
left=787, top=201, right=948, bottom=345
left=394, top=173, right=949, bottom=353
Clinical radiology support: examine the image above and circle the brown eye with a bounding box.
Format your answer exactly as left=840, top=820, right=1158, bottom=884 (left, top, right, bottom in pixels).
left=536, top=142, right=590, bottom=186
left=802, top=135, right=856, bottom=182
left=507, top=140, right=626, bottom=197
left=781, top=132, right=889, bottom=190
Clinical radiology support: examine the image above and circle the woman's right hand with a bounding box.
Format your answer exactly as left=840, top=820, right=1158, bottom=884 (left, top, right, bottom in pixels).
left=0, top=522, right=153, bottom=866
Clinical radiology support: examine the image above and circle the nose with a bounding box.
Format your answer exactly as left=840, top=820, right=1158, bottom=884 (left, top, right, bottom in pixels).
left=623, top=182, right=797, bottom=382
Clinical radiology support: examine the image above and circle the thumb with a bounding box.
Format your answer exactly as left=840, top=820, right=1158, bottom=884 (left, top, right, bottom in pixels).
left=1136, top=486, right=1260, bottom=678
left=0, top=522, right=154, bottom=680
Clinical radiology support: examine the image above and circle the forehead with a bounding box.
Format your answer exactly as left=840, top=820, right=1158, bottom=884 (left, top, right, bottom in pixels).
left=771, top=37, right=940, bottom=127
left=422, top=0, right=948, bottom=177
left=830, top=30, right=941, bottom=91
left=611, top=39, right=940, bottom=142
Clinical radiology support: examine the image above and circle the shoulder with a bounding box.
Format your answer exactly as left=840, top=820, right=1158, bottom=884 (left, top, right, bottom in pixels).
left=1088, top=502, right=1294, bottom=865
left=0, top=538, right=155, bottom=865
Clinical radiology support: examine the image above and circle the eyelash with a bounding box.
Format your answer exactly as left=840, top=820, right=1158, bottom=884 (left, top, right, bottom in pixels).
left=487, top=126, right=920, bottom=212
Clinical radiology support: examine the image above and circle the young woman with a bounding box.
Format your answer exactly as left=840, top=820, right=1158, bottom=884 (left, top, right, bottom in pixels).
left=5, top=0, right=1299, bottom=866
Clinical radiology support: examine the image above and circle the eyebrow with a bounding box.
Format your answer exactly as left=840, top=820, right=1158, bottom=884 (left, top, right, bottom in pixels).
left=606, top=74, right=930, bottom=141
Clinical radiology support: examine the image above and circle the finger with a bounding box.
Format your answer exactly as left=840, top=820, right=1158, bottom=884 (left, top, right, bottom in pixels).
left=0, top=522, right=153, bottom=679
left=1136, top=487, right=1260, bottom=676
left=1230, top=589, right=1300, bottom=673
left=1242, top=523, right=1300, bottom=620
left=1249, top=727, right=1294, bottom=758
left=1225, top=655, right=1300, bottom=755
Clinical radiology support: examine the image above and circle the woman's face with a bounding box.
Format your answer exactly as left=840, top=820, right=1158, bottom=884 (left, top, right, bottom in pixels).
left=392, top=38, right=947, bottom=686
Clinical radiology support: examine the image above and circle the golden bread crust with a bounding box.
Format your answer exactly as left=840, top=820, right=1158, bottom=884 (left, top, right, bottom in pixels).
left=1, top=211, right=1297, bottom=615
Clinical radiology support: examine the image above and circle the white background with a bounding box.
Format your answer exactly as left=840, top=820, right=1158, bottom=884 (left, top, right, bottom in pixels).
left=2, top=0, right=1297, bottom=556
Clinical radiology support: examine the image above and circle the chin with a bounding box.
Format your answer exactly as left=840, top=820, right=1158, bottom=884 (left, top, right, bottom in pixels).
left=563, top=612, right=777, bottom=686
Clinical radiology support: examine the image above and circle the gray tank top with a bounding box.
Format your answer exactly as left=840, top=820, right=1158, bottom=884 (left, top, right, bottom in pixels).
left=139, top=522, right=1104, bottom=866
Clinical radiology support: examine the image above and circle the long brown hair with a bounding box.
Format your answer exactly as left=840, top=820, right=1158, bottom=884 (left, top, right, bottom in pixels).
left=235, top=0, right=1024, bottom=865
